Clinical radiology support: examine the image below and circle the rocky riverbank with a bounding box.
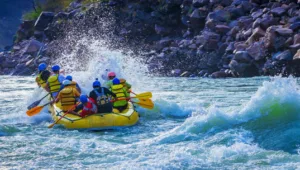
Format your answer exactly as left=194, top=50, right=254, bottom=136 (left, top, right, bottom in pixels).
left=0, top=0, right=299, bottom=77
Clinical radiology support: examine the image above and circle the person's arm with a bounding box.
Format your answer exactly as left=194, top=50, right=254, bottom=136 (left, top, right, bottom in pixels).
left=104, top=88, right=116, bottom=98
left=76, top=84, right=81, bottom=93
left=125, top=82, right=132, bottom=89
left=45, top=83, right=50, bottom=92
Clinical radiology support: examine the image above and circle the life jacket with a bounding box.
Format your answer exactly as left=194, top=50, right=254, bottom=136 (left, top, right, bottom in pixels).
left=120, top=78, right=131, bottom=92
left=111, top=84, right=127, bottom=107
left=60, top=87, right=77, bottom=106
left=94, top=88, right=110, bottom=105
left=48, top=74, right=61, bottom=93
left=69, top=81, right=77, bottom=89
left=81, top=99, right=97, bottom=117
left=36, top=72, right=47, bottom=88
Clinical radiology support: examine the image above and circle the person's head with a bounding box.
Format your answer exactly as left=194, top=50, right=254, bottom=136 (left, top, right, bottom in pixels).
left=52, top=65, right=60, bottom=73
left=80, top=95, right=88, bottom=105
left=63, top=80, right=71, bottom=86
left=112, top=78, right=120, bottom=85
left=66, top=75, right=72, bottom=81
left=38, top=63, right=47, bottom=72
left=108, top=72, right=116, bottom=80
left=93, top=78, right=101, bottom=88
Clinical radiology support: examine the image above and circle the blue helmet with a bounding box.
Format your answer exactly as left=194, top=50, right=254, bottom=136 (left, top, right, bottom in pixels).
left=80, top=95, right=88, bottom=103
left=93, top=78, right=101, bottom=87
left=38, top=63, right=47, bottom=71
left=52, top=65, right=60, bottom=72
left=112, top=78, right=120, bottom=85
left=66, top=75, right=72, bottom=81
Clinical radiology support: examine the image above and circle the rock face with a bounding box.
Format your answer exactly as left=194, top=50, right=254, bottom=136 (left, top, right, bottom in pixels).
left=2, top=0, right=300, bottom=77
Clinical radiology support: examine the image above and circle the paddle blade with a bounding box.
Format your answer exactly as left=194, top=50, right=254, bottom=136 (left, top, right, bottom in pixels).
left=135, top=92, right=152, bottom=99
left=27, top=100, right=41, bottom=110
left=26, top=106, right=44, bottom=116
left=134, top=99, right=154, bottom=109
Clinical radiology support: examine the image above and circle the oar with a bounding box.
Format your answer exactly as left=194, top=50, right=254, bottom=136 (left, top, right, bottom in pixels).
left=27, top=93, right=50, bottom=110
left=48, top=104, right=78, bottom=128
left=131, top=92, right=152, bottom=99
left=131, top=98, right=154, bottom=109
left=26, top=101, right=52, bottom=116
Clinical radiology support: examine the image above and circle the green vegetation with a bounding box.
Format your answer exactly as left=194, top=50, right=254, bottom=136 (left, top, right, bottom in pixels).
left=23, top=7, right=42, bottom=20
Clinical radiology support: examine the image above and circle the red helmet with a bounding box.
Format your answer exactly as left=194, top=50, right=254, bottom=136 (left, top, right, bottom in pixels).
left=108, top=72, right=116, bottom=77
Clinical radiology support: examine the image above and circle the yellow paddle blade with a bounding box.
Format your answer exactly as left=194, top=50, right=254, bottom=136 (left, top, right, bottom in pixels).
left=134, top=92, right=152, bottom=99
left=26, top=106, right=44, bottom=116
left=134, top=99, right=154, bottom=109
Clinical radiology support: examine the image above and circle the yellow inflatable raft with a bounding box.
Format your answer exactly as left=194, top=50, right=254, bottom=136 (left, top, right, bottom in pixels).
left=50, top=102, right=139, bottom=130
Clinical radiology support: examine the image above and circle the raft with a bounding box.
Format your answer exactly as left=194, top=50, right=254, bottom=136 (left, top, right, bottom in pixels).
left=50, top=102, right=139, bottom=130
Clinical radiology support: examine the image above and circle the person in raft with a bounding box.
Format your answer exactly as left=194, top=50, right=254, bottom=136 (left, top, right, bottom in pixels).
left=59, top=75, right=82, bottom=93
left=111, top=78, right=130, bottom=112
left=106, top=72, right=132, bottom=92
left=72, top=95, right=97, bottom=117
left=53, top=80, right=81, bottom=111
left=35, top=63, right=51, bottom=89
left=45, top=65, right=65, bottom=99
left=89, top=78, right=116, bottom=113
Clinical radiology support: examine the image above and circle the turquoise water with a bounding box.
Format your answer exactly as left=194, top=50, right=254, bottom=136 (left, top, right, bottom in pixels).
left=1, top=74, right=300, bottom=169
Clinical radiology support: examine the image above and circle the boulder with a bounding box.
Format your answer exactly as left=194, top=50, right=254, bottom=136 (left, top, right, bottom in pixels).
left=207, top=10, right=231, bottom=22
left=290, top=22, right=300, bottom=31
left=273, top=50, right=293, bottom=61
left=275, top=28, right=293, bottom=36
left=22, top=40, right=43, bottom=55
left=192, top=0, right=209, bottom=7
left=211, top=71, right=229, bottom=78
left=293, top=49, right=300, bottom=60
left=233, top=51, right=253, bottom=63
left=215, top=25, right=231, bottom=34
left=12, top=64, right=32, bottom=76
left=238, top=16, right=253, bottom=29
left=34, top=12, right=55, bottom=31
left=246, top=42, right=267, bottom=61
left=198, top=31, right=220, bottom=51
left=251, top=9, right=263, bottom=19
left=271, top=7, right=286, bottom=17
left=189, top=9, right=206, bottom=30
left=294, top=34, right=300, bottom=44
left=260, top=16, right=279, bottom=30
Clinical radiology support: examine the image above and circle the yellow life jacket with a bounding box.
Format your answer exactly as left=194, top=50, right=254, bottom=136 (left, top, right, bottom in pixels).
left=36, top=72, right=47, bottom=88
left=69, top=81, right=77, bottom=89
left=111, top=84, right=127, bottom=107
left=60, top=87, right=77, bottom=106
left=48, top=74, right=61, bottom=93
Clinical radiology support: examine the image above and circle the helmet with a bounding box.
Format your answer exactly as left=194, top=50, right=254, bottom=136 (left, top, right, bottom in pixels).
left=52, top=65, right=60, bottom=71
left=80, top=95, right=88, bottom=104
left=63, top=80, right=71, bottom=86
left=108, top=72, right=116, bottom=77
left=66, top=75, right=72, bottom=81
left=112, top=78, right=120, bottom=85
left=93, top=78, right=101, bottom=87
left=38, top=63, right=47, bottom=71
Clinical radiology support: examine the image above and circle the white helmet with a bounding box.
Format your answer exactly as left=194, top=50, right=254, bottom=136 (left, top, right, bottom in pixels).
left=63, top=80, right=71, bottom=86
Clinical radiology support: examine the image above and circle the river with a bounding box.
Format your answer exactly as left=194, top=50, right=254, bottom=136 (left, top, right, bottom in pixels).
left=1, top=72, right=300, bottom=169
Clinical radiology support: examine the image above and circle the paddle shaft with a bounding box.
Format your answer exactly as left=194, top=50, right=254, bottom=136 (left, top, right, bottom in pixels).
left=48, top=104, right=78, bottom=128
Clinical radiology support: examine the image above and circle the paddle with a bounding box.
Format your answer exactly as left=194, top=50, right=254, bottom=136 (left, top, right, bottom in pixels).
left=131, top=98, right=154, bottom=109
left=48, top=104, right=78, bottom=128
left=130, top=92, right=152, bottom=99
left=26, top=101, right=52, bottom=116
left=27, top=93, right=50, bottom=110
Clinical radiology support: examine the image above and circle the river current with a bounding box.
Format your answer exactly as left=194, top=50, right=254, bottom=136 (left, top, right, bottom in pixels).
left=1, top=48, right=300, bottom=169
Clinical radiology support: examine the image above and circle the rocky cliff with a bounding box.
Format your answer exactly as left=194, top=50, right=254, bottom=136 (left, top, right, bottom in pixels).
left=0, top=0, right=299, bottom=78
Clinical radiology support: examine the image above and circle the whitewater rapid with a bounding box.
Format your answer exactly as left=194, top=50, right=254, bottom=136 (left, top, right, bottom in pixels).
left=1, top=73, right=300, bottom=169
